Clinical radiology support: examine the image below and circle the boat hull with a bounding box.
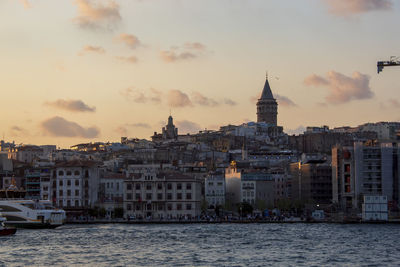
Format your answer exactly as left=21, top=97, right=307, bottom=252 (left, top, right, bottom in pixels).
left=0, top=228, right=17, bottom=236
left=5, top=222, right=62, bottom=229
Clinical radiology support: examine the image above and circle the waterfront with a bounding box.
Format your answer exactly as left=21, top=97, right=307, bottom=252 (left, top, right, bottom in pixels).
left=1, top=224, right=400, bottom=266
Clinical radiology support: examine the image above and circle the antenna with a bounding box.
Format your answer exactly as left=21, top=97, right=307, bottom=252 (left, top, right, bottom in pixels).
left=266, top=71, right=268, bottom=80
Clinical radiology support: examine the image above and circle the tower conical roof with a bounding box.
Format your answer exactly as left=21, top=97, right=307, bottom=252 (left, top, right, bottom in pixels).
left=260, top=77, right=274, bottom=100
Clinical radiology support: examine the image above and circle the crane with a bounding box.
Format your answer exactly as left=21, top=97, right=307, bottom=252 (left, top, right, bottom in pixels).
left=377, top=56, right=400, bottom=74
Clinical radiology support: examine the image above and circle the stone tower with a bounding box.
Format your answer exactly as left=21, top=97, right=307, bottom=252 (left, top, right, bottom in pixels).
left=256, top=74, right=278, bottom=125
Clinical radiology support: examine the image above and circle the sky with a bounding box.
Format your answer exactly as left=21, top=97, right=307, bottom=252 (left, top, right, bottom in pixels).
left=0, top=0, right=399, bottom=148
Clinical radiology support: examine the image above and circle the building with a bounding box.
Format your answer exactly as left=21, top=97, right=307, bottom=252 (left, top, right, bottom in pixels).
left=332, top=142, right=400, bottom=212
left=289, top=159, right=332, bottom=205
left=152, top=115, right=179, bottom=141
left=225, top=161, right=276, bottom=210
left=205, top=173, right=225, bottom=208
left=123, top=171, right=202, bottom=219
left=98, top=172, right=125, bottom=218
left=256, top=74, right=278, bottom=126
left=24, top=167, right=52, bottom=200
left=53, top=160, right=101, bottom=209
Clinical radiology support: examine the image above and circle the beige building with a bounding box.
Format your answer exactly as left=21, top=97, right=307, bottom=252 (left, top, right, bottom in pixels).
left=123, top=171, right=202, bottom=219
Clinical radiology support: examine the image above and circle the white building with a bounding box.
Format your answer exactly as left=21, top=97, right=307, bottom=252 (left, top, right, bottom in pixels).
left=54, top=160, right=100, bottom=209
left=205, top=174, right=225, bottom=208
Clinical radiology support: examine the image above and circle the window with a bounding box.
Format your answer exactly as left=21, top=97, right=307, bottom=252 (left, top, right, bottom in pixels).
left=167, top=193, right=172, bottom=200
left=157, top=193, right=163, bottom=200
left=167, top=183, right=172, bottom=190
left=146, top=204, right=152, bottom=210
left=84, top=180, right=89, bottom=187
left=117, top=183, right=119, bottom=190
left=67, top=200, right=71, bottom=207
left=186, top=193, right=192, bottom=200
left=58, top=171, right=64, bottom=176
left=158, top=204, right=163, bottom=210
left=127, top=193, right=132, bottom=200
left=66, top=171, right=72, bottom=176
left=146, top=184, right=152, bottom=190
left=177, top=204, right=182, bottom=210
left=186, top=204, right=192, bottom=210
left=67, top=190, right=71, bottom=197
left=127, top=184, right=132, bottom=190
left=75, top=190, right=79, bottom=196
left=59, top=180, right=63, bottom=186
left=186, top=183, right=191, bottom=190
left=177, top=183, right=182, bottom=190
left=75, top=180, right=79, bottom=186
left=177, top=193, right=182, bottom=200
left=136, top=193, right=141, bottom=200
left=74, top=171, right=80, bottom=176
left=136, top=205, right=140, bottom=210
left=146, top=193, right=152, bottom=200
left=157, top=183, right=162, bottom=190
left=67, top=180, right=71, bottom=186
left=107, top=183, right=109, bottom=188
left=59, top=190, right=63, bottom=196
left=43, top=186, right=48, bottom=191
left=85, top=170, right=89, bottom=178
left=75, top=200, right=79, bottom=207
left=127, top=204, right=132, bottom=211
left=59, top=200, right=63, bottom=207
left=167, top=204, right=172, bottom=210
left=136, top=184, right=141, bottom=190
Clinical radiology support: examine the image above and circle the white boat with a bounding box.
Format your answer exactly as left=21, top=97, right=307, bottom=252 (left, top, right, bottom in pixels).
left=0, top=200, right=66, bottom=229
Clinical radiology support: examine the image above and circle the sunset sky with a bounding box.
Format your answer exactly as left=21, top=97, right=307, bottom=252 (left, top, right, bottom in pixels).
left=0, top=0, right=399, bottom=148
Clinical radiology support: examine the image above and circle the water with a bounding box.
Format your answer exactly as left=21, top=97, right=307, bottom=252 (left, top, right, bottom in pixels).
left=1, top=223, right=400, bottom=266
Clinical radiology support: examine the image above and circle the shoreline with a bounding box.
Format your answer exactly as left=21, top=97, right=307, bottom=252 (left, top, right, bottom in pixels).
left=64, top=219, right=400, bottom=225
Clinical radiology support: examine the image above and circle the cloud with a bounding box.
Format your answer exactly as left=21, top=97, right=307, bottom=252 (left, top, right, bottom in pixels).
left=285, top=125, right=306, bottom=135
left=44, top=99, right=96, bottom=112
left=120, top=87, right=161, bottom=104
left=324, top=0, right=393, bottom=16
left=41, top=116, right=100, bottom=138
left=114, top=33, right=141, bottom=49
left=115, top=55, right=138, bottom=64
left=304, top=74, right=329, bottom=87
left=115, top=126, right=127, bottom=136
left=128, top=123, right=151, bottom=129
left=184, top=42, right=206, bottom=51
left=192, top=92, right=218, bottom=107
left=168, top=90, right=193, bottom=108
left=73, top=0, right=121, bottom=30
left=304, top=71, right=374, bottom=104
left=223, top=98, right=237, bottom=106
left=176, top=120, right=202, bottom=134
left=19, top=0, right=31, bottom=9
left=9, top=126, right=29, bottom=137
left=275, top=94, right=297, bottom=107
left=78, top=45, right=106, bottom=56
left=389, top=99, right=400, bottom=108
left=160, top=42, right=207, bottom=63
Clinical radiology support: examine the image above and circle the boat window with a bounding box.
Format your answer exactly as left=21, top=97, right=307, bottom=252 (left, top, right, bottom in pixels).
left=0, top=205, right=22, bottom=212
left=21, top=203, right=35, bottom=209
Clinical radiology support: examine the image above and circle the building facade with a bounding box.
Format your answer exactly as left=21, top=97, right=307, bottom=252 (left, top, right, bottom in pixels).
left=205, top=173, right=225, bottom=208
left=332, top=142, right=400, bottom=212
left=123, top=171, right=202, bottom=219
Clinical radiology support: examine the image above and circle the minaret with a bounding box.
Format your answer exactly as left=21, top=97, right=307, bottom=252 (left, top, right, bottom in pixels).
left=256, top=72, right=278, bottom=125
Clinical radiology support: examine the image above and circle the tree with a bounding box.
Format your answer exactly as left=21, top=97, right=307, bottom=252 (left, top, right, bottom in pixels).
left=237, top=202, right=253, bottom=216
left=114, top=207, right=124, bottom=218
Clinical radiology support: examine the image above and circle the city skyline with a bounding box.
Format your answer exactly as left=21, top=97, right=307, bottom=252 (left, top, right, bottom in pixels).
left=1, top=0, right=399, bottom=148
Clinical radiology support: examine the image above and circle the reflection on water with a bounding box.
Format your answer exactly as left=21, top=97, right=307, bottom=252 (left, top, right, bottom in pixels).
left=1, top=223, right=400, bottom=266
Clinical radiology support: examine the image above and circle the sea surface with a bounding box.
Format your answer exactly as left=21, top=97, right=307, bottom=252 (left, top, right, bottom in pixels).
left=1, top=223, right=400, bottom=266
